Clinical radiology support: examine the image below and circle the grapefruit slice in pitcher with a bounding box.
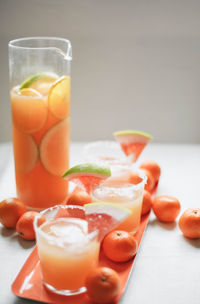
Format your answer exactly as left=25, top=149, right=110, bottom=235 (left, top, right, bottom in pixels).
left=48, top=75, right=70, bottom=120
left=113, top=130, right=152, bottom=162
left=62, top=163, right=111, bottom=193
left=40, top=118, right=70, bottom=176
left=12, top=126, right=39, bottom=173
left=11, top=87, right=48, bottom=134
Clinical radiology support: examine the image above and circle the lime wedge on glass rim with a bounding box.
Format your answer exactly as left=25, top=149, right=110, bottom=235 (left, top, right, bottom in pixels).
left=62, top=163, right=111, bottom=193
left=85, top=202, right=131, bottom=241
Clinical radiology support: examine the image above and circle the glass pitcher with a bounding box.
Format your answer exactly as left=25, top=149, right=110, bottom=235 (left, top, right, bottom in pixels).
left=8, top=37, right=72, bottom=210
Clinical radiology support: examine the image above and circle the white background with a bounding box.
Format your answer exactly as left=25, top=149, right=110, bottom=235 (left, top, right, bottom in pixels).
left=0, top=0, right=200, bottom=143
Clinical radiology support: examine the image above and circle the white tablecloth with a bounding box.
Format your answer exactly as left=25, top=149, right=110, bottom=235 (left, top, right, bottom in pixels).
left=0, top=142, right=200, bottom=304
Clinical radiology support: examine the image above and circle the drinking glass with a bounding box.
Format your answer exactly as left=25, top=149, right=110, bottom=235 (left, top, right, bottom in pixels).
left=91, top=168, right=146, bottom=234
left=83, top=141, right=130, bottom=166
left=34, top=205, right=99, bottom=295
left=9, top=37, right=72, bottom=210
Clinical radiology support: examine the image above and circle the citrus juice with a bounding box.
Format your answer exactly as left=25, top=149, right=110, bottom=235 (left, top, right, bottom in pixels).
left=36, top=217, right=100, bottom=293
left=10, top=75, right=70, bottom=209
left=91, top=181, right=144, bottom=234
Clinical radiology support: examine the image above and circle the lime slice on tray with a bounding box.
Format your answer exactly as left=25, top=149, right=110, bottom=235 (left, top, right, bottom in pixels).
left=113, top=130, right=152, bottom=162
left=62, top=163, right=111, bottom=193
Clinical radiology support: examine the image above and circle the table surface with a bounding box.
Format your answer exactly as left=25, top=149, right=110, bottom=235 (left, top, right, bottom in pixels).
left=0, top=142, right=200, bottom=304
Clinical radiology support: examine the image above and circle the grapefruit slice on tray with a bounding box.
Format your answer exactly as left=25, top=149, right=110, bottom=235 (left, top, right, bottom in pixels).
left=40, top=118, right=70, bottom=176
left=48, top=75, right=70, bottom=120
left=62, top=163, right=111, bottom=193
left=113, top=130, right=152, bottom=162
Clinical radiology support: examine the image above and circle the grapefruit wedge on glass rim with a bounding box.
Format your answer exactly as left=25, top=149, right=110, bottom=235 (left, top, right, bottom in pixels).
left=113, top=130, right=153, bottom=162
left=53, top=203, right=131, bottom=242
left=62, top=163, right=111, bottom=193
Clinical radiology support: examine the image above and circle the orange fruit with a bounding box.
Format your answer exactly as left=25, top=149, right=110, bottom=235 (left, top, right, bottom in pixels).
left=66, top=187, right=92, bottom=206
left=140, top=160, right=161, bottom=183
left=152, top=195, right=181, bottom=222
left=102, top=230, right=138, bottom=262
left=16, top=211, right=46, bottom=240
left=178, top=208, right=200, bottom=239
left=85, top=267, right=120, bottom=304
left=0, top=198, right=26, bottom=228
left=141, top=169, right=155, bottom=192
left=141, top=190, right=153, bottom=215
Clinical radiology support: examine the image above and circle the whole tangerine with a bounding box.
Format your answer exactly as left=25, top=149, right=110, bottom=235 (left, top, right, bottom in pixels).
left=152, top=195, right=181, bottom=222
left=141, top=190, right=153, bottom=215
left=141, top=169, right=155, bottom=192
left=178, top=208, right=200, bottom=239
left=0, top=198, right=26, bottom=228
left=102, top=230, right=138, bottom=262
left=140, top=160, right=161, bottom=183
left=85, top=267, right=120, bottom=304
left=66, top=186, right=92, bottom=206
left=16, top=211, right=46, bottom=240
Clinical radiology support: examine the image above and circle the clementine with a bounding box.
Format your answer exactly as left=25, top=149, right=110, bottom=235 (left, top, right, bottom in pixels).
left=141, top=190, right=153, bottom=215
left=140, top=160, right=161, bottom=183
left=16, top=211, right=46, bottom=240
left=0, top=198, right=26, bottom=228
left=141, top=169, right=155, bottom=192
left=152, top=195, right=181, bottom=222
left=85, top=267, right=120, bottom=304
left=178, top=208, right=200, bottom=239
left=66, top=186, right=92, bottom=206
left=102, top=230, right=138, bottom=262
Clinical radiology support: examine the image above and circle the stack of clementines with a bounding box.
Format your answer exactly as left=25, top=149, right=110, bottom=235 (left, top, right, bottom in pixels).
left=0, top=160, right=200, bottom=304
left=139, top=160, right=200, bottom=240
left=0, top=198, right=46, bottom=240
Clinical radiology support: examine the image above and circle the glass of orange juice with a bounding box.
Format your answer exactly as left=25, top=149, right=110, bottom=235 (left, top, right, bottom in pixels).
left=91, top=168, right=146, bottom=234
left=8, top=37, right=72, bottom=210
left=34, top=205, right=100, bottom=295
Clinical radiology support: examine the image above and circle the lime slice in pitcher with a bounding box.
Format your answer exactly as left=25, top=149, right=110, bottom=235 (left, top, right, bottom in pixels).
left=19, top=72, right=58, bottom=95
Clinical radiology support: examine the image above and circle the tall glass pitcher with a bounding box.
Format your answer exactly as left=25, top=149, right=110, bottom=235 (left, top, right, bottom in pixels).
left=8, top=37, right=72, bottom=210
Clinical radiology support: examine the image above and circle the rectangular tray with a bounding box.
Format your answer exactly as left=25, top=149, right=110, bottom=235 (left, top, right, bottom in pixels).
left=11, top=213, right=150, bottom=304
